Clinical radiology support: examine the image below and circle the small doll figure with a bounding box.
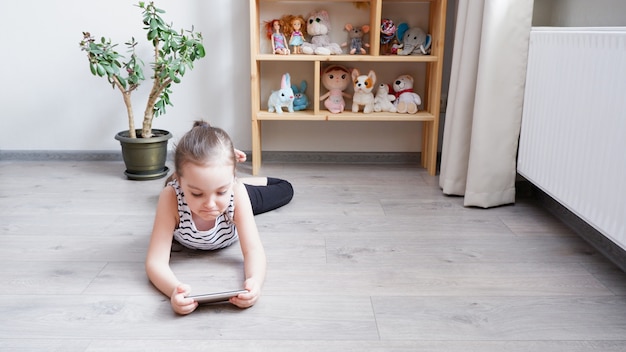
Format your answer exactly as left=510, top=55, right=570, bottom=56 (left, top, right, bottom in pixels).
left=282, top=14, right=307, bottom=54
left=319, top=65, right=351, bottom=113
left=264, top=19, right=290, bottom=55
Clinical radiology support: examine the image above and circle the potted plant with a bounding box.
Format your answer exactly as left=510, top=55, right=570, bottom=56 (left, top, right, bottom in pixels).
left=79, top=1, right=205, bottom=180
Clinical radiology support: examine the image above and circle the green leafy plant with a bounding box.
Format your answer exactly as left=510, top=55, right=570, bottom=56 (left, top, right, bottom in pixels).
left=79, top=1, right=206, bottom=138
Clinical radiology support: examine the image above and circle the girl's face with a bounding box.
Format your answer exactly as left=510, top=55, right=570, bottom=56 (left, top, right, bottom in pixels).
left=273, top=21, right=280, bottom=31
left=292, top=20, right=301, bottom=30
left=179, top=162, right=234, bottom=221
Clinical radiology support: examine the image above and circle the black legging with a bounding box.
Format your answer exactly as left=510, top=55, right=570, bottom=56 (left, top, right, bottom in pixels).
left=244, top=177, right=294, bottom=215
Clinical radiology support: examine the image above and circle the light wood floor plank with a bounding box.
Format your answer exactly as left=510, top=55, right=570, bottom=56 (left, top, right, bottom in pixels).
left=1, top=160, right=625, bottom=350
left=373, top=295, right=626, bottom=340
left=0, top=295, right=378, bottom=341
left=84, top=340, right=626, bottom=352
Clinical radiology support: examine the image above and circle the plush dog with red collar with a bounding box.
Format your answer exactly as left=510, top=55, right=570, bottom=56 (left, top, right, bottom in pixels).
left=351, top=68, right=376, bottom=113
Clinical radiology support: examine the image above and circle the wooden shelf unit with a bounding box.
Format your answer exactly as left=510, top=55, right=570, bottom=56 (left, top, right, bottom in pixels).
left=249, top=0, right=447, bottom=175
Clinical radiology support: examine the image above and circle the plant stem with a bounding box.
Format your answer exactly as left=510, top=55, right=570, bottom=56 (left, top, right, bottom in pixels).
left=142, top=37, right=172, bottom=139
left=112, top=76, right=137, bottom=138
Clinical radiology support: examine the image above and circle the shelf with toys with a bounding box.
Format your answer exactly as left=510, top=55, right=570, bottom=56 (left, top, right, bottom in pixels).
left=249, top=0, right=447, bottom=175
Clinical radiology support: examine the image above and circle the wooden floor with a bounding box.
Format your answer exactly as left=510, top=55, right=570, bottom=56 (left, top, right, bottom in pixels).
left=1, top=160, right=626, bottom=351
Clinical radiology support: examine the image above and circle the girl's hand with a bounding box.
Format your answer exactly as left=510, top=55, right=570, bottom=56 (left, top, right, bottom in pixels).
left=234, top=149, right=247, bottom=163
left=171, top=284, right=198, bottom=315
left=229, top=278, right=261, bottom=308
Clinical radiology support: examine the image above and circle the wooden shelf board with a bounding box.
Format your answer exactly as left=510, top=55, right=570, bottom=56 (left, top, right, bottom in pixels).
left=255, top=111, right=435, bottom=121
left=255, top=54, right=439, bottom=63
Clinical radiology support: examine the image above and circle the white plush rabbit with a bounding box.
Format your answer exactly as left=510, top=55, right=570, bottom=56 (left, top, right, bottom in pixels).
left=268, top=73, right=295, bottom=113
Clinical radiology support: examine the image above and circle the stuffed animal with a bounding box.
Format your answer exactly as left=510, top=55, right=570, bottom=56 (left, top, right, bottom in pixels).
left=351, top=68, right=376, bottom=113
left=319, top=65, right=351, bottom=113
left=380, top=18, right=398, bottom=55
left=301, top=10, right=343, bottom=55
left=291, top=80, right=309, bottom=111
left=342, top=24, right=370, bottom=55
left=392, top=74, right=421, bottom=114
left=396, top=23, right=431, bottom=56
left=267, top=73, right=295, bottom=113
left=373, top=83, right=396, bottom=113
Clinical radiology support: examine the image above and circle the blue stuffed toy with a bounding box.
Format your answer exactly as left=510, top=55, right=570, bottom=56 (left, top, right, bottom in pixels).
left=291, top=80, right=309, bottom=111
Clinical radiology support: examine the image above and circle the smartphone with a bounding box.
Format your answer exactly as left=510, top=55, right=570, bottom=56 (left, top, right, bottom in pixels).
left=187, top=289, right=248, bottom=304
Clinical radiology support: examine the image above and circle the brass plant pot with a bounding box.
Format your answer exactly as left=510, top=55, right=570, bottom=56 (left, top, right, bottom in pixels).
left=114, top=129, right=173, bottom=180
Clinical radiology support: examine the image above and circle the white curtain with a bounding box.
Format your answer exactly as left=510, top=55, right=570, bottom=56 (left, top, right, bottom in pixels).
left=439, top=0, right=534, bottom=208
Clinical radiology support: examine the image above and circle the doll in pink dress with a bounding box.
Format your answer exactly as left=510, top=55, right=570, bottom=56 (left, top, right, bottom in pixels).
left=319, top=65, right=351, bottom=113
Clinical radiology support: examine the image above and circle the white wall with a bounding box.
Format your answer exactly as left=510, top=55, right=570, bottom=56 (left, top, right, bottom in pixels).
left=0, top=0, right=252, bottom=151
left=533, top=0, right=626, bottom=26
left=0, top=0, right=446, bottom=154
left=2, top=1, right=622, bottom=154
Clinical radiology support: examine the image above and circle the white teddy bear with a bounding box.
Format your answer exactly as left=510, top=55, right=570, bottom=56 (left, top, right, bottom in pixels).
left=392, top=74, right=422, bottom=114
left=373, top=83, right=396, bottom=113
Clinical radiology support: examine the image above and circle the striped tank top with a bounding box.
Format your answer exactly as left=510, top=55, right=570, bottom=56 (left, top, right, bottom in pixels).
left=169, top=179, right=239, bottom=250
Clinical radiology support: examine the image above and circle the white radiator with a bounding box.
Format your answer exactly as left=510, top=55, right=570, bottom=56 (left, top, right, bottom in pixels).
left=518, top=27, right=626, bottom=250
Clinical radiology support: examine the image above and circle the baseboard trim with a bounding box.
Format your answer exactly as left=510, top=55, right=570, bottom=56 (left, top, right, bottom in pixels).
left=261, top=151, right=421, bottom=164
left=529, top=182, right=626, bottom=273
left=0, top=150, right=123, bottom=161
left=1, top=150, right=423, bottom=164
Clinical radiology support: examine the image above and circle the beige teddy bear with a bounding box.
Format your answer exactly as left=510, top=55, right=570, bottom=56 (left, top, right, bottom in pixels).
left=392, top=74, right=422, bottom=114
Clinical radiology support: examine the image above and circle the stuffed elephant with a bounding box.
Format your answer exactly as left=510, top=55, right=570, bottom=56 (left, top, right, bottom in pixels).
left=397, top=25, right=431, bottom=56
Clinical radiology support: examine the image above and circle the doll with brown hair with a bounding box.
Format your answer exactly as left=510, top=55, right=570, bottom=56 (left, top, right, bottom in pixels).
left=264, top=19, right=290, bottom=55
left=282, top=14, right=306, bottom=54
left=320, top=65, right=352, bottom=114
